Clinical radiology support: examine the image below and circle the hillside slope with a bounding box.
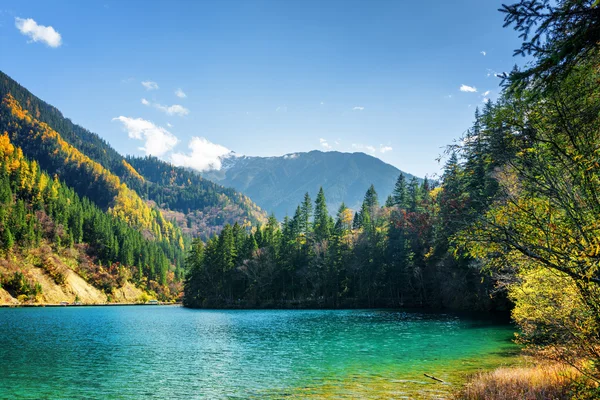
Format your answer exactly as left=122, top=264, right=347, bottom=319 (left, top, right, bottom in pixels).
left=0, top=70, right=266, bottom=238
left=0, top=70, right=266, bottom=305
left=203, top=151, right=419, bottom=219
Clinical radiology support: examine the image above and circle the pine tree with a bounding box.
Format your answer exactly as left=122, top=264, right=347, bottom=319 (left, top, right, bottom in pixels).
left=313, top=187, right=331, bottom=242
left=1, top=226, right=14, bottom=252
left=299, top=192, right=312, bottom=234
left=392, top=174, right=408, bottom=208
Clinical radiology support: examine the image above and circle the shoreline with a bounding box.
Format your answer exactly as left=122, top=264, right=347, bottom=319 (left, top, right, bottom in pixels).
left=0, top=302, right=180, bottom=308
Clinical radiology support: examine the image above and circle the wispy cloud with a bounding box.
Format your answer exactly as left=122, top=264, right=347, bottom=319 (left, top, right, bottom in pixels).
left=380, top=145, right=393, bottom=153
left=460, top=84, right=477, bottom=93
left=481, top=90, right=491, bottom=103
left=486, top=69, right=502, bottom=78
left=141, top=81, right=159, bottom=90
left=15, top=17, right=62, bottom=47
left=275, top=106, right=287, bottom=113
left=112, top=116, right=178, bottom=156
left=480, top=51, right=486, bottom=56
left=319, top=138, right=332, bottom=149
left=142, top=99, right=189, bottom=116
left=154, top=103, right=189, bottom=116
left=352, top=143, right=376, bottom=154
left=353, top=106, right=365, bottom=111
left=175, top=88, right=187, bottom=98
left=171, top=137, right=232, bottom=172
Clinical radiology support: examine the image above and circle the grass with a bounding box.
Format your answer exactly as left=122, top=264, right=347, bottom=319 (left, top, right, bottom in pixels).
left=456, top=363, right=582, bottom=400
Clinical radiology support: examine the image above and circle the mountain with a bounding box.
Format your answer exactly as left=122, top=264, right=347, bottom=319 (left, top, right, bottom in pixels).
left=0, top=70, right=266, bottom=304
left=0, top=71, right=266, bottom=239
left=202, top=151, right=419, bottom=219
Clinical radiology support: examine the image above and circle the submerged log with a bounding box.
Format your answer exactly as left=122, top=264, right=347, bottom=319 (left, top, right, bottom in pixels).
left=424, top=373, right=444, bottom=383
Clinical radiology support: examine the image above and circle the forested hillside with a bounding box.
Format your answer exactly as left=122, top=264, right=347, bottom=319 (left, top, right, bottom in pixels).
left=0, top=70, right=267, bottom=239
left=0, top=70, right=267, bottom=304
left=0, top=132, right=181, bottom=302
left=202, top=151, right=417, bottom=219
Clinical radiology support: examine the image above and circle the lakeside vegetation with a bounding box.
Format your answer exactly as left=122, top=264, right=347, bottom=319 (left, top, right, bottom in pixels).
left=184, top=0, right=600, bottom=396
left=2, top=0, right=600, bottom=397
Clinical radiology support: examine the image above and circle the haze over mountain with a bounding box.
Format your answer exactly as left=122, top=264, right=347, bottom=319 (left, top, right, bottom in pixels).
left=203, top=150, right=419, bottom=219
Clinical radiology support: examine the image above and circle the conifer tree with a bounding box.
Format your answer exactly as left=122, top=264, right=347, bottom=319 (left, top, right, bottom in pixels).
left=313, top=187, right=331, bottom=242
left=392, top=174, right=408, bottom=208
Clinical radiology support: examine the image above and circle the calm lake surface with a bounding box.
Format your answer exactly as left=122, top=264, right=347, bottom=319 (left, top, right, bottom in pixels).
left=0, top=306, right=517, bottom=399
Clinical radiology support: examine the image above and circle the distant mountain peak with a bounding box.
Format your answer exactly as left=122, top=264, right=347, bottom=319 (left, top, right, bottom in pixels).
left=202, top=150, right=419, bottom=219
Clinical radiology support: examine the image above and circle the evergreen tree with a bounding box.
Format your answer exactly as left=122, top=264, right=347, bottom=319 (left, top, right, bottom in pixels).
left=299, top=192, right=312, bottom=234
left=313, top=187, right=331, bottom=242
left=392, top=174, right=408, bottom=208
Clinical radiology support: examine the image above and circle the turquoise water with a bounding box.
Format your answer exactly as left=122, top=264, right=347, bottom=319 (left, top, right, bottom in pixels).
left=0, top=307, right=517, bottom=399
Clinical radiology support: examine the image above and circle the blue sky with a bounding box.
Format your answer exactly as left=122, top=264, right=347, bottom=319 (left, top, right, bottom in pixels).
left=0, top=0, right=524, bottom=178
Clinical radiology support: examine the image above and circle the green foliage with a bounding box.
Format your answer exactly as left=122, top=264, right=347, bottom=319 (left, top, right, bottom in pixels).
left=500, top=0, right=600, bottom=92
left=447, top=4, right=600, bottom=379
left=0, top=131, right=183, bottom=297
left=2, top=271, right=42, bottom=298
left=0, top=70, right=266, bottom=240
left=183, top=180, right=500, bottom=310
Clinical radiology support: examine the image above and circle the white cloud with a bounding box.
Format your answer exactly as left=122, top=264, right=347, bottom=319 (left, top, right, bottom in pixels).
left=166, top=122, right=172, bottom=128
left=480, top=51, right=486, bottom=56
left=142, top=99, right=189, bottom=116
left=482, top=90, right=491, bottom=96
left=482, top=98, right=489, bottom=103
left=353, top=143, right=375, bottom=153
left=15, top=17, right=62, bottom=48
left=460, top=84, right=477, bottom=93
left=154, top=103, right=189, bottom=116
left=171, top=137, right=232, bottom=172
left=112, top=116, right=178, bottom=156
left=141, top=81, right=159, bottom=90
left=380, top=145, right=393, bottom=153
left=175, top=88, right=187, bottom=98
left=353, top=106, right=364, bottom=111
left=319, top=138, right=332, bottom=149
left=486, top=69, right=502, bottom=78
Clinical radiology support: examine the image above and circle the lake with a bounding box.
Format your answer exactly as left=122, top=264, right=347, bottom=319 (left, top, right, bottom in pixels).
left=0, top=306, right=518, bottom=399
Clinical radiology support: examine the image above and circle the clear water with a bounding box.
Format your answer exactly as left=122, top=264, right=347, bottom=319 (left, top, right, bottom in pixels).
left=0, top=306, right=518, bottom=399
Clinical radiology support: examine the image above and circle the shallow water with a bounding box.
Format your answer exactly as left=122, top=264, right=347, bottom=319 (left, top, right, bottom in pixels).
left=0, top=306, right=518, bottom=399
